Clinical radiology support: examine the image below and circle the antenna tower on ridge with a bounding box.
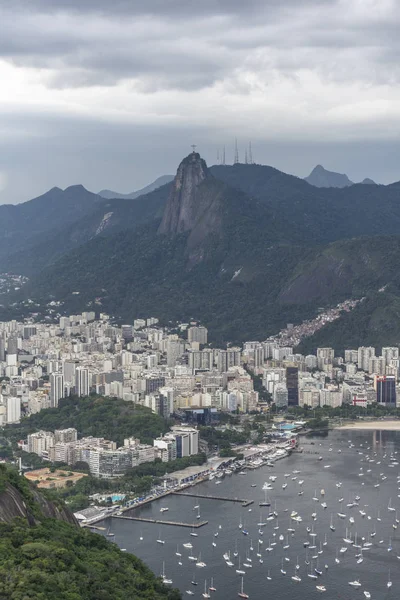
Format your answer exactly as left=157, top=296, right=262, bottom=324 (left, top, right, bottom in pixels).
left=222, top=146, right=226, bottom=165
left=244, top=149, right=248, bottom=164
left=234, top=138, right=239, bottom=164
left=217, top=149, right=220, bottom=164
left=248, top=142, right=253, bottom=165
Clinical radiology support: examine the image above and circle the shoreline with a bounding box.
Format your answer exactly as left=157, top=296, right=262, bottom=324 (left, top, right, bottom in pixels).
left=82, top=446, right=291, bottom=526
left=336, top=420, right=400, bottom=431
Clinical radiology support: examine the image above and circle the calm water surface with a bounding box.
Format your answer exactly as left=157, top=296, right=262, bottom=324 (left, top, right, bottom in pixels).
left=98, top=430, right=400, bottom=599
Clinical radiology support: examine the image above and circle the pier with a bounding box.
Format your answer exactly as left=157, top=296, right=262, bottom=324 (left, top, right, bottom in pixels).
left=172, top=491, right=254, bottom=507
left=113, top=515, right=208, bottom=528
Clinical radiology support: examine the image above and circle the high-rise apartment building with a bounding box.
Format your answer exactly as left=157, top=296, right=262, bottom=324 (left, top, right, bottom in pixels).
left=188, top=349, right=213, bottom=372
left=187, top=326, right=208, bottom=345
left=75, top=367, right=90, bottom=397
left=6, top=396, right=21, bottom=424
left=217, top=348, right=241, bottom=373
left=50, top=373, right=64, bottom=408
left=358, top=347, right=375, bottom=372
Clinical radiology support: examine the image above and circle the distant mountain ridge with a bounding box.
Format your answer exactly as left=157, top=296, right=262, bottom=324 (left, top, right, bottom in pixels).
left=98, top=175, right=173, bottom=199
left=4, top=152, right=400, bottom=348
left=305, top=164, right=376, bottom=188
left=1, top=154, right=400, bottom=348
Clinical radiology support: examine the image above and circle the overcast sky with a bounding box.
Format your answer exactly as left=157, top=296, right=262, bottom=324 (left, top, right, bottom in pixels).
left=1, top=0, right=400, bottom=204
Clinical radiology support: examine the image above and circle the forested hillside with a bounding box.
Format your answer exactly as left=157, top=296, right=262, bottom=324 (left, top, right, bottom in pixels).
left=0, top=465, right=180, bottom=600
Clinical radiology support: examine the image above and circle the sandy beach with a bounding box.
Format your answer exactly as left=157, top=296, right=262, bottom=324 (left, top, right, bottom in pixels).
left=337, top=420, right=400, bottom=431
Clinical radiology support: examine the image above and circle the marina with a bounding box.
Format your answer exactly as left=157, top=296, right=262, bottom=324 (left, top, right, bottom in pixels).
left=96, top=428, right=400, bottom=599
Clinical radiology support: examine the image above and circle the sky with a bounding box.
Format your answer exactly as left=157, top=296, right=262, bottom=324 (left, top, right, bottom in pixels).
left=1, top=0, right=400, bottom=204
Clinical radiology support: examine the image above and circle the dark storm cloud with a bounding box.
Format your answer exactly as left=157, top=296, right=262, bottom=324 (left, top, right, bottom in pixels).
left=0, top=0, right=352, bottom=91
left=2, top=0, right=400, bottom=91
left=1, top=0, right=400, bottom=204
left=11, top=0, right=334, bottom=18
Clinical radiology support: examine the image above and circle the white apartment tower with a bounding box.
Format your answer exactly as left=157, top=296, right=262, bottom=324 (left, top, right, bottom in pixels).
left=75, top=367, right=90, bottom=397
left=50, top=373, right=64, bottom=408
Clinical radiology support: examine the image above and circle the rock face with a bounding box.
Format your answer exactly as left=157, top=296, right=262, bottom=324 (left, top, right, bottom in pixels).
left=158, top=152, right=210, bottom=235
left=0, top=480, right=77, bottom=526
left=305, top=164, right=353, bottom=188
left=361, top=178, right=376, bottom=185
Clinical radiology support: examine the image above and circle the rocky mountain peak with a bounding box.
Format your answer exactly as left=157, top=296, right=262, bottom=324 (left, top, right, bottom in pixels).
left=305, top=164, right=353, bottom=188
left=158, top=152, right=209, bottom=235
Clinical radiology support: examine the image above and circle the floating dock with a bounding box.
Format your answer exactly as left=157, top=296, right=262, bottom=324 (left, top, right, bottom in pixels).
left=113, top=515, right=208, bottom=528
left=172, top=491, right=253, bottom=507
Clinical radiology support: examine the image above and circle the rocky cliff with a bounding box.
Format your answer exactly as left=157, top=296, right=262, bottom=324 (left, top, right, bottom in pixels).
left=305, top=164, right=353, bottom=188
left=0, top=466, right=77, bottom=526
left=158, top=152, right=211, bottom=235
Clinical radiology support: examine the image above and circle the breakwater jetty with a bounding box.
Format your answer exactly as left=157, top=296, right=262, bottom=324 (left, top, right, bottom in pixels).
left=113, top=515, right=208, bottom=528
left=172, top=491, right=254, bottom=507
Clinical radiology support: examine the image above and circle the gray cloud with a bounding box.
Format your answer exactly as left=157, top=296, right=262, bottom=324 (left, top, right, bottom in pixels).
left=3, top=0, right=399, bottom=91
left=1, top=0, right=400, bottom=203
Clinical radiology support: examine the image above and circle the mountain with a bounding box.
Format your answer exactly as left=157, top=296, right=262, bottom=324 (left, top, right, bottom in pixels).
left=0, top=465, right=179, bottom=600
left=0, top=181, right=172, bottom=276
left=361, top=177, right=376, bottom=185
left=5, top=154, right=400, bottom=346
left=304, top=164, right=354, bottom=188
left=98, top=175, right=173, bottom=199
left=210, top=164, right=400, bottom=245
left=0, top=185, right=104, bottom=270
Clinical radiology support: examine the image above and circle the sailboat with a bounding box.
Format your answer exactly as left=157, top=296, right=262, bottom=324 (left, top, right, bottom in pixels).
left=209, top=578, right=216, bottom=592
left=196, top=506, right=201, bottom=520
left=236, top=557, right=246, bottom=575
left=259, top=490, right=270, bottom=507
left=156, top=529, right=165, bottom=544
left=176, top=545, right=182, bottom=557
left=307, top=560, right=317, bottom=579
left=291, top=566, right=301, bottom=583
left=202, top=579, right=211, bottom=599
left=387, top=570, right=392, bottom=588
left=234, top=540, right=238, bottom=557
left=106, top=526, right=115, bottom=537
left=329, top=515, right=335, bottom=531
left=343, top=528, right=352, bottom=544
left=388, top=498, right=396, bottom=512
left=267, top=569, right=272, bottom=581
left=196, top=552, right=206, bottom=568
left=191, top=573, right=198, bottom=586
left=314, top=559, right=322, bottom=576
left=161, top=562, right=172, bottom=585
left=190, top=524, right=198, bottom=537
left=238, top=576, right=249, bottom=599
left=226, top=551, right=234, bottom=567
left=280, top=558, right=287, bottom=575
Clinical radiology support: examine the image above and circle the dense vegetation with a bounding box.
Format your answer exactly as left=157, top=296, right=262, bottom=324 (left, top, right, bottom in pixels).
left=4, top=161, right=400, bottom=346
left=5, top=395, right=170, bottom=447
left=199, top=426, right=249, bottom=449
left=0, top=466, right=180, bottom=600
